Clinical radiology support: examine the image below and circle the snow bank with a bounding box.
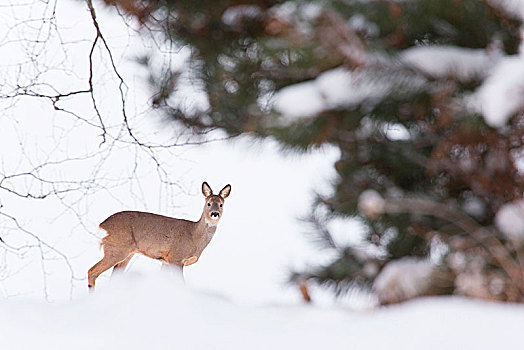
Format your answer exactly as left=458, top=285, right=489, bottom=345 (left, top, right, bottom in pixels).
left=1, top=272, right=351, bottom=350
left=1, top=272, right=523, bottom=350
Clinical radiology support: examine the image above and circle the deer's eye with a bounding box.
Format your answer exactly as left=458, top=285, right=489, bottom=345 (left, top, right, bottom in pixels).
left=220, top=204, right=223, bottom=207
left=207, top=203, right=211, bottom=206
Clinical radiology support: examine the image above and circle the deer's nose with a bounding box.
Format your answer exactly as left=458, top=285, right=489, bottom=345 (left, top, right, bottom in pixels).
left=211, top=212, right=220, bottom=218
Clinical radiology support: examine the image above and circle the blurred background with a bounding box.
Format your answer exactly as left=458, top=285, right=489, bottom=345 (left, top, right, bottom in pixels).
left=1, top=0, right=524, bottom=308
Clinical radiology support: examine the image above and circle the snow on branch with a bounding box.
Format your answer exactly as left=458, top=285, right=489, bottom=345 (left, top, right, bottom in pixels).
left=495, top=198, right=524, bottom=246
left=401, top=45, right=500, bottom=82
left=358, top=192, right=524, bottom=300
left=471, top=56, right=524, bottom=128
left=373, top=258, right=435, bottom=305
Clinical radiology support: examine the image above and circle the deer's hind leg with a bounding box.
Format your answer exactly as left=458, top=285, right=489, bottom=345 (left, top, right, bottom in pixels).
left=111, top=254, right=134, bottom=277
left=88, top=244, right=133, bottom=290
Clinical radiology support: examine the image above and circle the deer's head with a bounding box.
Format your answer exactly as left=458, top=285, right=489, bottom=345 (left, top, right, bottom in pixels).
left=202, top=182, right=231, bottom=225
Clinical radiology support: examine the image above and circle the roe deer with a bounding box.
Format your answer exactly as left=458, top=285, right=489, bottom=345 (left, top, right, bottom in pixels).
left=87, top=182, right=231, bottom=289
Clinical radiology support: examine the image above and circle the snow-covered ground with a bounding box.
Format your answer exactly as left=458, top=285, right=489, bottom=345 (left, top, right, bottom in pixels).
left=1, top=271, right=523, bottom=350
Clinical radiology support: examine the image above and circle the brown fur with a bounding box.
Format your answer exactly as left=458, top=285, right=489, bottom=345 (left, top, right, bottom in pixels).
left=88, top=182, right=231, bottom=289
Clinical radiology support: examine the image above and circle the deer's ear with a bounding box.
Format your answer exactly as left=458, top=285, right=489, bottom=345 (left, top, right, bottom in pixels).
left=202, top=182, right=213, bottom=197
left=219, top=184, right=231, bottom=199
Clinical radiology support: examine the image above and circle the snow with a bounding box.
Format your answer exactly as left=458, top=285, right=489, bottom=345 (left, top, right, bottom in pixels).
left=348, top=14, right=379, bottom=38
left=400, top=44, right=524, bottom=128
left=274, top=78, right=327, bottom=118
left=1, top=272, right=524, bottom=349
left=462, top=197, right=485, bottom=218
left=373, top=258, right=434, bottom=304
left=495, top=198, right=524, bottom=245
left=383, top=122, right=410, bottom=141
left=397, top=2, right=524, bottom=129
left=472, top=55, right=524, bottom=128
left=326, top=216, right=367, bottom=248
left=275, top=42, right=524, bottom=128
left=274, top=68, right=388, bottom=120
left=489, top=0, right=524, bottom=19
left=222, top=5, right=263, bottom=27
left=401, top=45, right=499, bottom=82
left=274, top=42, right=522, bottom=129
left=358, top=189, right=385, bottom=219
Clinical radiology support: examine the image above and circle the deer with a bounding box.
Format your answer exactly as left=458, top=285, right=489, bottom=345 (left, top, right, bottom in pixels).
left=87, top=181, right=231, bottom=290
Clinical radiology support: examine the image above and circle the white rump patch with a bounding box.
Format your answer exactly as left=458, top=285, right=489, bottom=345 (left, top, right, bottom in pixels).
left=97, top=228, right=108, bottom=250
left=98, top=227, right=108, bottom=237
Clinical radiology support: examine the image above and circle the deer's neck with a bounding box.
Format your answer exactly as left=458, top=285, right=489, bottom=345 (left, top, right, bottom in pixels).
left=193, top=214, right=218, bottom=249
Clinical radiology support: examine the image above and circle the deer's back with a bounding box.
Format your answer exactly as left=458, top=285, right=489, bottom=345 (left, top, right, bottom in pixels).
left=100, top=211, right=195, bottom=256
